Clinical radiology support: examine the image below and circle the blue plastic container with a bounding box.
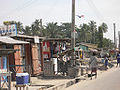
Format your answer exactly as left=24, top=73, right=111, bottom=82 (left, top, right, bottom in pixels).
left=101, top=59, right=104, bottom=63
left=16, top=73, right=29, bottom=85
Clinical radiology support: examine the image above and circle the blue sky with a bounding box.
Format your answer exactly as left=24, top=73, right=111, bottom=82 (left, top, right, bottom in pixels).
left=0, top=0, right=120, bottom=42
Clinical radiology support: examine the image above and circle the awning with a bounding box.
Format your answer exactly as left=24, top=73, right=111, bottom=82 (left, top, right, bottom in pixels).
left=0, top=36, right=29, bottom=44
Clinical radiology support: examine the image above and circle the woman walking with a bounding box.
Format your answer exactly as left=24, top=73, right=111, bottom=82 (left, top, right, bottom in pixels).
left=89, top=52, right=98, bottom=80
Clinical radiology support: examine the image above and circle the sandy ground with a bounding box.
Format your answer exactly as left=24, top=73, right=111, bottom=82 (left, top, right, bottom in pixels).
left=65, top=67, right=120, bottom=90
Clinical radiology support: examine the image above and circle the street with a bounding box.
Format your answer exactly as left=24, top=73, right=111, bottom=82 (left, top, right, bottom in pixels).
left=65, top=67, right=120, bottom=90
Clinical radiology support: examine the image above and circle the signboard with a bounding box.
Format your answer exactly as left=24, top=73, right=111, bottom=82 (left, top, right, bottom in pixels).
left=34, top=36, right=39, bottom=43
left=0, top=24, right=17, bottom=36
left=71, top=30, right=78, bottom=38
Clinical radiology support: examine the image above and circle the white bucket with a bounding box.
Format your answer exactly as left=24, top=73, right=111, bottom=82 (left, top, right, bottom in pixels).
left=52, top=58, right=58, bottom=73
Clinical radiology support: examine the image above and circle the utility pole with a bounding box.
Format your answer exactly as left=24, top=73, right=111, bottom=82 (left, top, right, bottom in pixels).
left=71, top=0, right=76, bottom=66
left=118, top=31, right=120, bottom=50
left=113, top=23, right=116, bottom=49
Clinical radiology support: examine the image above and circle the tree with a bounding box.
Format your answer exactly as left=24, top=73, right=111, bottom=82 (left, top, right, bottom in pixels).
left=98, top=26, right=103, bottom=48
left=103, top=38, right=114, bottom=49
left=59, top=23, right=72, bottom=38
left=78, top=23, right=90, bottom=42
left=97, top=22, right=108, bottom=48
left=88, top=21, right=97, bottom=44
left=31, top=19, right=43, bottom=36
left=23, top=26, right=32, bottom=35
left=44, top=22, right=60, bottom=38
left=101, top=23, right=108, bottom=33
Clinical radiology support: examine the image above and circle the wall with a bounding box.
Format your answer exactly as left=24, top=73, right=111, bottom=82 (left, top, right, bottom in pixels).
left=14, top=45, right=22, bottom=73
left=31, top=43, right=40, bottom=75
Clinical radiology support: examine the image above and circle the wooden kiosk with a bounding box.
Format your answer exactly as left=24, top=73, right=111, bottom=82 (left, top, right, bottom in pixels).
left=0, top=49, right=16, bottom=90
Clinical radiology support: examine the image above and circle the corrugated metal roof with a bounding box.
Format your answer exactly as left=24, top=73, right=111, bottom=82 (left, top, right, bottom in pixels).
left=15, top=34, right=45, bottom=39
left=0, top=36, right=29, bottom=44
left=80, top=43, right=97, bottom=48
left=43, top=38, right=71, bottom=42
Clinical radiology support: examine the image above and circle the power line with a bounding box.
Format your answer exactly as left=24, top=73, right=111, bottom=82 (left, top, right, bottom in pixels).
left=42, top=1, right=59, bottom=22
left=85, top=0, right=104, bottom=22
left=85, top=0, right=112, bottom=29
left=0, top=0, right=39, bottom=21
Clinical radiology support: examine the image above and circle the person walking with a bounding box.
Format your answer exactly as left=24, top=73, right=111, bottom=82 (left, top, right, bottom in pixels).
left=116, top=51, right=120, bottom=67
left=89, top=52, right=98, bottom=80
left=104, top=53, right=109, bottom=70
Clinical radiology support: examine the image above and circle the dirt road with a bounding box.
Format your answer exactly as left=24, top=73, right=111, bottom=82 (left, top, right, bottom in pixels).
left=65, top=67, right=120, bottom=90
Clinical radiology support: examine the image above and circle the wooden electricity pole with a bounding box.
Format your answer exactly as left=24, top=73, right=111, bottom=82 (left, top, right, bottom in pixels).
left=113, top=23, right=116, bottom=49
left=118, top=31, right=120, bottom=50
left=71, top=0, right=76, bottom=66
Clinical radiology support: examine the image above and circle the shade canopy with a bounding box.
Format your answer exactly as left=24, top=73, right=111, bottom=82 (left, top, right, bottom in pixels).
left=0, top=36, right=29, bottom=44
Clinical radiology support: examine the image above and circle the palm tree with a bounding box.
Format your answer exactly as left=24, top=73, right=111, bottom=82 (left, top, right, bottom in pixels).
left=98, top=26, right=103, bottom=48
left=101, top=23, right=108, bottom=33
left=59, top=23, right=72, bottom=38
left=31, top=19, right=43, bottom=36
left=88, top=21, right=97, bottom=44
left=23, top=26, right=32, bottom=35
left=78, top=23, right=90, bottom=42
left=97, top=22, right=108, bottom=48
left=44, top=22, right=60, bottom=38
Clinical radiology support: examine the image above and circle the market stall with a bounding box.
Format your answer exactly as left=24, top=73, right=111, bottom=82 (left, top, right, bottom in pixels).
left=0, top=49, right=16, bottom=90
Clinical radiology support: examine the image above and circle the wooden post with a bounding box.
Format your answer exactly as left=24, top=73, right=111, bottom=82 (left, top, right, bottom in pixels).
left=28, top=65, right=31, bottom=83
left=71, top=0, right=76, bottom=66
left=40, top=42, right=44, bottom=71
left=7, top=55, right=11, bottom=90
left=0, top=76, right=1, bottom=89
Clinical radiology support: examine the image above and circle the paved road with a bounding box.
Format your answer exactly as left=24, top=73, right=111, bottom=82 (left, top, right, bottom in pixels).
left=65, top=67, right=120, bottom=90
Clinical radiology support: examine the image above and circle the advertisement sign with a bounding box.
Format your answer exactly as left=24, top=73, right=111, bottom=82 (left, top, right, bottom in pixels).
left=0, top=24, right=17, bottom=36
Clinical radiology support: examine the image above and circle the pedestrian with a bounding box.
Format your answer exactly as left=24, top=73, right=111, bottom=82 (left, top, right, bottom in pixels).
left=104, top=53, right=109, bottom=70
left=116, top=51, right=120, bottom=67
left=89, top=52, right=98, bottom=80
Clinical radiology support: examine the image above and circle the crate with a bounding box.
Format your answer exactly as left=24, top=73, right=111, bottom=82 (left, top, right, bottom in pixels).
left=16, top=73, right=29, bottom=84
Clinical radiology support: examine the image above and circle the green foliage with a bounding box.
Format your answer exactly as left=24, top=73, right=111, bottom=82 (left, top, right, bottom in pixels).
left=44, top=22, right=60, bottom=38
left=77, top=23, right=90, bottom=42
left=31, top=19, right=43, bottom=36
left=88, top=21, right=97, bottom=44
left=4, top=20, right=113, bottom=49
left=98, top=26, right=103, bottom=48
left=23, top=26, right=32, bottom=35
left=59, top=23, right=72, bottom=38
left=102, top=38, right=113, bottom=49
